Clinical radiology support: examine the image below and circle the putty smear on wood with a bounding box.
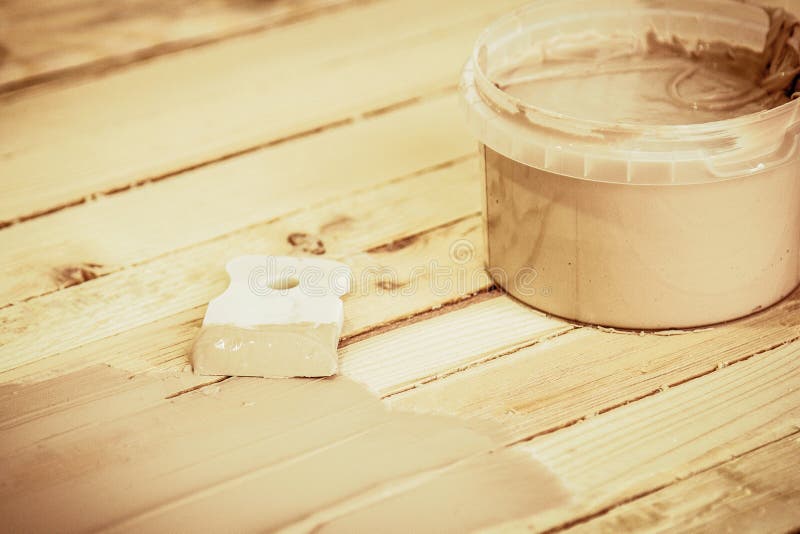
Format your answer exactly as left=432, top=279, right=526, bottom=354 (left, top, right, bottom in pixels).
left=0, top=365, right=570, bottom=532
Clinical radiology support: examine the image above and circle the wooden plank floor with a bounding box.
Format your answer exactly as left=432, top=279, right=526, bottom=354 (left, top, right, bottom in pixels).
left=1, top=1, right=799, bottom=532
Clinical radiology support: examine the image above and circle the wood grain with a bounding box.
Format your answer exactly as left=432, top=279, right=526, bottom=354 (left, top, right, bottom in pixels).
left=509, top=339, right=800, bottom=532
left=562, top=433, right=800, bottom=533
left=0, top=93, right=471, bottom=307
left=389, top=287, right=800, bottom=442
left=340, top=296, right=572, bottom=396
left=0, top=0, right=523, bottom=225
left=0, top=0, right=354, bottom=93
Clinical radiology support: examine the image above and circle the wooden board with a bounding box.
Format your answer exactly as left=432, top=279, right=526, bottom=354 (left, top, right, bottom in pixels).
left=563, top=433, right=800, bottom=533
left=388, top=288, right=800, bottom=441
left=1, top=0, right=798, bottom=531
left=0, top=93, right=472, bottom=307
left=0, top=0, right=522, bottom=225
left=0, top=0, right=354, bottom=93
left=510, top=339, right=800, bottom=532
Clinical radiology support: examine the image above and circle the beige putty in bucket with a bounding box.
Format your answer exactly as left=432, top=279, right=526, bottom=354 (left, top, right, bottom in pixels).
left=461, top=0, right=800, bottom=329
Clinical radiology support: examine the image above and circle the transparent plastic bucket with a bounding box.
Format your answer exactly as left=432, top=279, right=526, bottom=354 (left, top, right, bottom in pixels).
left=460, top=0, right=800, bottom=329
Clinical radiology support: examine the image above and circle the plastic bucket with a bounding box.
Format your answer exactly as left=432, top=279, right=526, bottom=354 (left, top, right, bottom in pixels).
left=460, top=0, right=800, bottom=329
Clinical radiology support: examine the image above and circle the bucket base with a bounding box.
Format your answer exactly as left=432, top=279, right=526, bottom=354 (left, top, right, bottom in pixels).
left=483, top=146, right=800, bottom=330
